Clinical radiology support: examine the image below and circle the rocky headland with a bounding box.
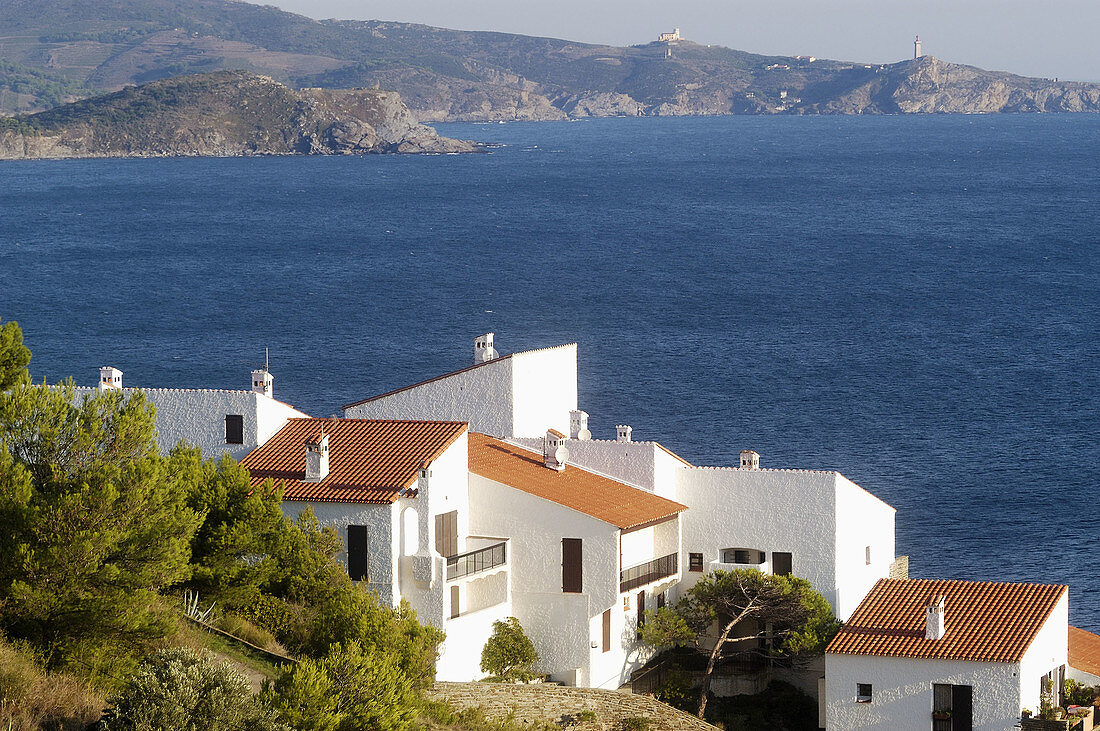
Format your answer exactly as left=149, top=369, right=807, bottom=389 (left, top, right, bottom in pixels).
left=0, top=71, right=478, bottom=159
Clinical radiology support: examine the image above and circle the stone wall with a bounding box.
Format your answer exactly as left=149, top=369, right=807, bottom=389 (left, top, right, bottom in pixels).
left=427, top=681, right=718, bottom=730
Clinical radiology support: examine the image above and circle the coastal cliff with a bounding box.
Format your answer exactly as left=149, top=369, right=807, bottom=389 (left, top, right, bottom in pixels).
left=0, top=71, right=478, bottom=159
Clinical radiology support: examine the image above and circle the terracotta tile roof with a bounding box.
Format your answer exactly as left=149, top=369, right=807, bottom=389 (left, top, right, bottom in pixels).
left=827, top=578, right=1067, bottom=663
left=1070, top=626, right=1100, bottom=677
left=341, top=343, right=576, bottom=410
left=468, top=433, right=687, bottom=531
left=241, top=418, right=467, bottom=504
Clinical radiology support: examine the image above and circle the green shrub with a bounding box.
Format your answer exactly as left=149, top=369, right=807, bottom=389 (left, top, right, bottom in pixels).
left=216, top=612, right=286, bottom=655
left=0, top=636, right=103, bottom=731
left=101, top=647, right=287, bottom=730
left=620, top=717, right=652, bottom=730
left=480, top=617, right=538, bottom=681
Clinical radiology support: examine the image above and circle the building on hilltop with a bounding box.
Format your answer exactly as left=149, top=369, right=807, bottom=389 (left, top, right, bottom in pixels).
left=825, top=578, right=1069, bottom=730
left=658, top=28, right=681, bottom=42
left=70, top=363, right=308, bottom=459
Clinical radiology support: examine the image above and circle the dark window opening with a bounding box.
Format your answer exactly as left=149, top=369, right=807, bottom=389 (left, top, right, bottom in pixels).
left=225, top=414, right=244, bottom=444
left=562, top=538, right=582, bottom=593
left=722, top=547, right=765, bottom=564
left=636, top=590, right=646, bottom=640
left=933, top=682, right=973, bottom=731
left=772, top=551, right=793, bottom=576
left=689, top=552, right=704, bottom=572
left=856, top=683, right=872, bottom=703
left=347, top=525, right=368, bottom=582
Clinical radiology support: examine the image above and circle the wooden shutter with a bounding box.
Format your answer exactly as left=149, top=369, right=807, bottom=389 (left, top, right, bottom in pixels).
left=347, top=525, right=368, bottom=581
left=772, top=552, right=793, bottom=576
left=602, top=609, right=611, bottom=652
left=435, top=511, right=458, bottom=557
left=450, top=585, right=460, bottom=619
left=952, top=685, right=973, bottom=731
left=562, top=538, right=582, bottom=593
left=224, top=414, right=244, bottom=444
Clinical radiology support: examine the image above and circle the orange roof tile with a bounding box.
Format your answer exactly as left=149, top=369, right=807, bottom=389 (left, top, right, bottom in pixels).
left=241, top=418, right=467, bottom=504
left=1070, top=626, right=1100, bottom=677
left=468, top=433, right=687, bottom=531
left=827, top=578, right=1067, bottom=663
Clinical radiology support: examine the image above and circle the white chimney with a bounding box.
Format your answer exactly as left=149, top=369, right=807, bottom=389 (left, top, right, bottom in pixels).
left=98, top=366, right=123, bottom=390
left=740, top=450, right=760, bottom=470
left=251, top=368, right=273, bottom=398
left=304, top=430, right=330, bottom=482
left=418, top=463, right=431, bottom=492
left=616, top=425, right=632, bottom=443
left=570, top=410, right=591, bottom=441
left=925, top=596, right=946, bottom=640
left=544, top=429, right=569, bottom=471
left=474, top=333, right=498, bottom=364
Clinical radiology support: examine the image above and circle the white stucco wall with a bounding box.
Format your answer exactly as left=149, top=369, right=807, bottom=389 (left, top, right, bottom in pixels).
left=468, top=472, right=634, bottom=688
left=344, top=358, right=514, bottom=436
left=1018, top=593, right=1070, bottom=712
left=833, top=474, right=897, bottom=619
left=282, top=499, right=398, bottom=607
left=511, top=437, right=685, bottom=500
left=71, top=385, right=308, bottom=461
left=509, top=344, right=578, bottom=438
left=825, top=653, right=1023, bottom=730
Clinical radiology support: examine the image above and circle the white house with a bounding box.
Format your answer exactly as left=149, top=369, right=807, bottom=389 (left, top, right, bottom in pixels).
left=467, top=432, right=687, bottom=689
left=342, top=334, right=578, bottom=439
left=825, top=578, right=1070, bottom=730
left=240, top=417, right=514, bottom=682
left=72, top=365, right=309, bottom=460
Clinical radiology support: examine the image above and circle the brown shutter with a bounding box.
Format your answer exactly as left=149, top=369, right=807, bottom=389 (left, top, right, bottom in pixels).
left=772, top=551, right=793, bottom=576
left=347, top=525, right=368, bottom=581
left=435, top=510, right=458, bottom=557
left=450, top=585, right=460, bottom=619
left=562, top=538, right=582, bottom=593
left=225, top=414, right=244, bottom=444
left=602, top=609, right=611, bottom=652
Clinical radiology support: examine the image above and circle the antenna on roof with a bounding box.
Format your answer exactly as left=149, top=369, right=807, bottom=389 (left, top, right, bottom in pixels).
left=265, top=347, right=269, bottom=372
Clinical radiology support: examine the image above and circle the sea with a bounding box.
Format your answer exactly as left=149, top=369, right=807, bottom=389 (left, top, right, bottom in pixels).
left=0, top=114, right=1097, bottom=630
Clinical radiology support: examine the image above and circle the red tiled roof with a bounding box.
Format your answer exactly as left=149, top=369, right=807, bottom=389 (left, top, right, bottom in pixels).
left=241, top=418, right=467, bottom=503
left=827, top=578, right=1067, bottom=663
left=468, top=433, right=687, bottom=531
left=1070, top=626, right=1100, bottom=677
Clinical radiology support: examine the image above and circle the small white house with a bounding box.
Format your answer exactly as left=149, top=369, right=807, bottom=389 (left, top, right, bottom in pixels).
left=240, top=417, right=513, bottom=682
left=1069, top=626, right=1100, bottom=685
left=467, top=432, right=687, bottom=689
left=342, top=334, right=578, bottom=439
left=825, top=578, right=1069, bottom=730
left=72, top=365, right=309, bottom=459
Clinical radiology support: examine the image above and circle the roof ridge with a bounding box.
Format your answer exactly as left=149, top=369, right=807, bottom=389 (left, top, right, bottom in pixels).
left=498, top=437, right=653, bottom=492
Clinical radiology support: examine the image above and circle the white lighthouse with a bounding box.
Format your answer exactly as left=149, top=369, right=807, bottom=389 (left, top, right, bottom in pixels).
left=914, top=35, right=922, bottom=60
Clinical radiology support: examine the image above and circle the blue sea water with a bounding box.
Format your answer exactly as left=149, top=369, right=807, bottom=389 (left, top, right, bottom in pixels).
left=0, top=115, right=1097, bottom=630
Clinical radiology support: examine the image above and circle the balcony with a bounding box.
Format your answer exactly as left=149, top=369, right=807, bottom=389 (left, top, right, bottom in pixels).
left=621, top=552, right=678, bottom=593
left=446, top=540, right=507, bottom=581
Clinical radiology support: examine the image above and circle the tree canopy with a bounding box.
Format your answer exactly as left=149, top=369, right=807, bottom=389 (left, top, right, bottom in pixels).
left=0, top=319, right=31, bottom=391
left=641, top=569, right=839, bottom=718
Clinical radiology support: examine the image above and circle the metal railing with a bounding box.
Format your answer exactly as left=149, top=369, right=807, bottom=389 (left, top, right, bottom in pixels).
left=620, top=552, right=678, bottom=593
left=446, top=541, right=507, bottom=581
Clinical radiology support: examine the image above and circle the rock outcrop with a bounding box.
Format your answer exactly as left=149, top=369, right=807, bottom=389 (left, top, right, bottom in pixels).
left=0, top=71, right=478, bottom=159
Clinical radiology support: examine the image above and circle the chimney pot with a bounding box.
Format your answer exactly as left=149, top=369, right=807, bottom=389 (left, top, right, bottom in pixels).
left=304, top=430, right=330, bottom=482
left=251, top=367, right=273, bottom=397
left=925, top=596, right=946, bottom=640
left=474, top=333, right=498, bottom=364
left=570, top=410, right=591, bottom=441
left=739, top=450, right=760, bottom=470
left=544, top=428, right=568, bottom=471
left=615, top=425, right=632, bottom=443
left=98, top=366, right=123, bottom=390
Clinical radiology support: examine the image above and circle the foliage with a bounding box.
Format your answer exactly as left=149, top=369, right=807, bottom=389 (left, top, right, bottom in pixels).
left=480, top=617, right=539, bottom=681
left=0, top=381, right=201, bottom=675
left=1063, top=678, right=1100, bottom=707
left=268, top=640, right=416, bottom=731
left=706, top=680, right=819, bottom=731
left=101, top=647, right=287, bottom=731
left=0, top=635, right=104, bottom=731
left=0, top=60, right=91, bottom=112
left=0, top=319, right=31, bottom=391
left=639, top=568, right=837, bottom=718
left=417, top=699, right=557, bottom=730
left=654, top=668, right=694, bottom=709
left=619, top=718, right=652, bottom=731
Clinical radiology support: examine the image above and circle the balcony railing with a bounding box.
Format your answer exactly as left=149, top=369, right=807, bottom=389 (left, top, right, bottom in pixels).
left=620, top=552, right=678, bottom=593
left=446, top=541, right=507, bottom=581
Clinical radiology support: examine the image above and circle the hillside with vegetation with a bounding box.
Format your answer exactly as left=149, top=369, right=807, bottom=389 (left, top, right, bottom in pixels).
left=0, top=70, right=478, bottom=158
left=2, top=0, right=1099, bottom=119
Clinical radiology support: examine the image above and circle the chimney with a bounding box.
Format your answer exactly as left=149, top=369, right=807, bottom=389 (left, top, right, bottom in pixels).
left=616, top=425, right=632, bottom=443
left=925, top=596, right=946, bottom=640
left=570, top=410, right=591, bottom=441
left=252, top=349, right=273, bottom=397
left=304, top=429, right=330, bottom=482
left=544, top=428, right=569, bottom=471
left=739, top=450, right=760, bottom=470
left=474, top=333, right=498, bottom=364
left=98, top=366, right=123, bottom=390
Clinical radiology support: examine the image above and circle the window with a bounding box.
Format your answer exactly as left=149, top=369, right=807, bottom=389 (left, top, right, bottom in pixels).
left=225, top=414, right=244, bottom=444
left=562, top=538, right=582, bottom=593
left=656, top=591, right=666, bottom=609
left=856, top=683, right=872, bottom=703
left=934, top=683, right=973, bottom=731
left=722, top=548, right=764, bottom=564
left=435, top=511, right=458, bottom=557
left=772, top=551, right=792, bottom=576
left=636, top=590, right=646, bottom=640
left=602, top=609, right=611, bottom=652
left=689, top=552, right=704, bottom=572
left=450, top=585, right=460, bottom=619
left=866, top=545, right=872, bottom=565
left=347, top=525, right=368, bottom=582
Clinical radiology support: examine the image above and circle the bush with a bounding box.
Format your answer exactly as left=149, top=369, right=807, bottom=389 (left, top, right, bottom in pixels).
left=101, top=647, right=287, bottom=731
left=268, top=640, right=416, bottom=731
left=215, top=613, right=286, bottom=655
left=0, top=636, right=103, bottom=731
left=480, top=617, right=538, bottom=681
left=619, top=718, right=652, bottom=731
